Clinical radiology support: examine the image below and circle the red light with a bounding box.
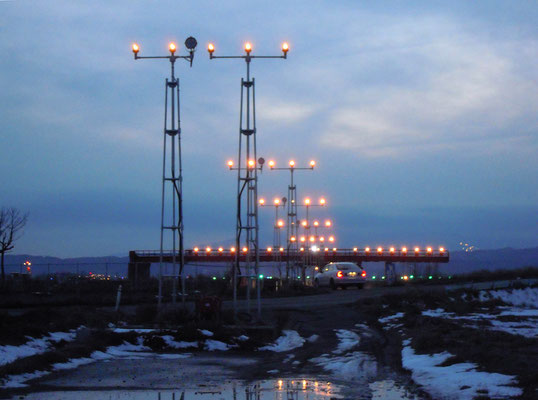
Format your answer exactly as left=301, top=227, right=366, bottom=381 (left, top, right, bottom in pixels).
left=361, top=271, right=366, bottom=277
left=337, top=271, right=343, bottom=278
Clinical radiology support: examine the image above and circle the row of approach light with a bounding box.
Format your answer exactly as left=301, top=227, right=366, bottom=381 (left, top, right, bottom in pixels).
left=132, top=41, right=288, bottom=57
left=356, top=246, right=446, bottom=254
left=208, top=42, right=289, bottom=55
left=191, top=246, right=340, bottom=254
left=259, top=197, right=326, bottom=206
left=291, top=235, right=335, bottom=242
left=190, top=246, right=446, bottom=254
left=227, top=159, right=315, bottom=169
left=132, top=39, right=197, bottom=55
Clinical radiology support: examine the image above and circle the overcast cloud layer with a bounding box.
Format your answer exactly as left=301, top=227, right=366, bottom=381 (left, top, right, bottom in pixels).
left=1, top=1, right=537, bottom=257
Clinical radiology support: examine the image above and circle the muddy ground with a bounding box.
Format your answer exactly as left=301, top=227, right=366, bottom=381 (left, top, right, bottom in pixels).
left=1, top=286, right=537, bottom=399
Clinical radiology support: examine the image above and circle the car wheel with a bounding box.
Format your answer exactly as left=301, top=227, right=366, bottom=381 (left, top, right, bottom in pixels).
left=330, top=279, right=336, bottom=290
left=357, top=284, right=364, bottom=290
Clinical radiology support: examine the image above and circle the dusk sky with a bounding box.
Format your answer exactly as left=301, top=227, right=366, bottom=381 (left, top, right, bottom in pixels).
left=1, top=1, right=537, bottom=257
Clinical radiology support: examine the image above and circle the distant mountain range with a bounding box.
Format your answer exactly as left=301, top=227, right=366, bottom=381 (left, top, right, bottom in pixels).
left=3, top=247, right=537, bottom=276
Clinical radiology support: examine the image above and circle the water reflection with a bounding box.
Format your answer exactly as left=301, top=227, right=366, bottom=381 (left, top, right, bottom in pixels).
left=14, top=379, right=341, bottom=400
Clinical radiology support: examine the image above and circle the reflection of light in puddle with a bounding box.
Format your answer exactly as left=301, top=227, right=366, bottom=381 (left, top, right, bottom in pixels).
left=13, top=379, right=343, bottom=400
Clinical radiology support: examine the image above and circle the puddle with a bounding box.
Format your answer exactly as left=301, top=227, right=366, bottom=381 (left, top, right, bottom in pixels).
left=370, top=379, right=420, bottom=400
left=12, top=379, right=342, bottom=400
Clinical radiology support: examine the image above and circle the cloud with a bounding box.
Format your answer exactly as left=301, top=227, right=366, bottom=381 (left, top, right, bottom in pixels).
left=318, top=18, right=538, bottom=157
left=257, top=99, right=317, bottom=124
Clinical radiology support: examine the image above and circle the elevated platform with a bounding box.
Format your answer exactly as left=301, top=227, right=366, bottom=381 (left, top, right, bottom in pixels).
left=129, top=248, right=449, bottom=264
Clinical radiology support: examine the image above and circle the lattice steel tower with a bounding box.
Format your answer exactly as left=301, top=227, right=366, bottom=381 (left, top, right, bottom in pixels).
left=132, top=38, right=197, bottom=308
left=210, top=42, right=288, bottom=318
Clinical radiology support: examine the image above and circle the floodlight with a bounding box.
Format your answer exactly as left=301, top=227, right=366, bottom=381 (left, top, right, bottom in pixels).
left=185, top=36, right=197, bottom=50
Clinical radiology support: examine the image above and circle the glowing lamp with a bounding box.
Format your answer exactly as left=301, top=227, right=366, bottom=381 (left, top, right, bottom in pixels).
left=402, top=247, right=408, bottom=253
left=310, top=160, right=315, bottom=167
left=193, top=247, right=199, bottom=253
left=169, top=43, right=177, bottom=53
left=268, top=160, right=275, bottom=168
left=439, top=247, right=445, bottom=253
left=132, top=43, right=140, bottom=54
left=206, top=247, right=211, bottom=253
left=365, top=247, right=370, bottom=252
left=282, top=42, right=289, bottom=53
left=332, top=247, right=337, bottom=252
left=242, top=247, right=248, bottom=253
left=390, top=247, right=395, bottom=254
left=274, top=198, right=280, bottom=205
left=267, top=247, right=272, bottom=252
left=244, top=42, right=252, bottom=53
left=328, top=236, right=335, bottom=242
left=353, top=247, right=358, bottom=252
left=300, top=236, right=306, bottom=242
left=377, top=247, right=383, bottom=254
left=300, top=247, right=304, bottom=252
left=259, top=198, right=265, bottom=205
left=319, top=236, right=325, bottom=242
left=289, top=160, right=295, bottom=167
left=290, top=236, right=296, bottom=242
left=301, top=220, right=308, bottom=227
left=309, top=236, right=315, bottom=242
left=277, top=220, right=284, bottom=227
left=427, top=247, right=433, bottom=253
left=325, top=220, right=332, bottom=227
left=227, top=160, right=234, bottom=168
left=414, top=247, right=420, bottom=253
left=304, top=198, right=311, bottom=205
left=208, top=43, right=215, bottom=53
left=248, top=159, right=255, bottom=168
left=319, top=198, right=326, bottom=205
left=337, top=271, right=344, bottom=278
left=218, top=247, right=223, bottom=252
left=279, top=247, right=284, bottom=252
left=313, top=220, right=319, bottom=227
left=230, top=247, right=236, bottom=253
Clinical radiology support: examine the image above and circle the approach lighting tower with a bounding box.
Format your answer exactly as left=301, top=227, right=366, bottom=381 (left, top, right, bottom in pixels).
left=211, top=42, right=288, bottom=319
left=267, top=159, right=315, bottom=279
left=132, top=37, right=197, bottom=308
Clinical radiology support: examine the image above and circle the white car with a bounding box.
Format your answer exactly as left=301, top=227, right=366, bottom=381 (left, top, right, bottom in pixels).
left=314, top=262, right=367, bottom=290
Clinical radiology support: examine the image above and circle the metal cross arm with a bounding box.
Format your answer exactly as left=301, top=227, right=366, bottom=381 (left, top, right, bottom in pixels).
left=132, top=37, right=198, bottom=67
left=207, top=42, right=289, bottom=60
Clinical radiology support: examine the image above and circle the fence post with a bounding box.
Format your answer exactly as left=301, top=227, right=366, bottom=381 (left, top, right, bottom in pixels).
left=115, top=284, right=122, bottom=311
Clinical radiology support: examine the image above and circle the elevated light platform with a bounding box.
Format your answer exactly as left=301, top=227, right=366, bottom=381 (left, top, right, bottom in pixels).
left=130, top=247, right=449, bottom=265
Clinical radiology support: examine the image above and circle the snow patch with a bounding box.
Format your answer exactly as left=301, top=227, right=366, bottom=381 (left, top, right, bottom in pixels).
left=306, top=334, right=319, bottom=343
left=236, top=335, right=249, bottom=342
left=161, top=335, right=198, bottom=349
left=333, top=329, right=360, bottom=354
left=199, top=329, right=214, bottom=337
left=379, top=312, right=404, bottom=324
left=402, top=343, right=522, bottom=399
left=311, top=351, right=377, bottom=380
left=0, top=331, right=77, bottom=367
left=204, top=340, right=231, bottom=351
left=479, top=287, right=538, bottom=307
left=259, top=330, right=305, bottom=352
left=112, top=328, right=156, bottom=334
